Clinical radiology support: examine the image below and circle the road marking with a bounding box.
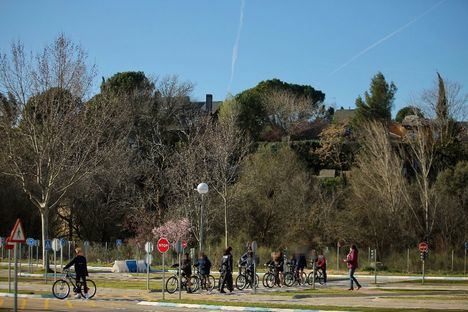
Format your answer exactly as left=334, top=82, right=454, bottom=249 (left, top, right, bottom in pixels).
left=44, top=298, right=49, bottom=310
left=66, top=300, right=73, bottom=308
left=20, top=298, right=27, bottom=309
left=0, top=298, right=3, bottom=307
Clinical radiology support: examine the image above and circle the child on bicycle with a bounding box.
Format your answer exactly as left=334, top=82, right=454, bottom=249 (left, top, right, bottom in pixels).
left=181, top=252, right=193, bottom=292
left=194, top=252, right=212, bottom=280
left=63, top=247, right=89, bottom=299
left=315, top=251, right=327, bottom=284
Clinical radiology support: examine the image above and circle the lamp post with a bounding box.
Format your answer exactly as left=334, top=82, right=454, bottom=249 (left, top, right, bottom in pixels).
left=196, top=183, right=209, bottom=253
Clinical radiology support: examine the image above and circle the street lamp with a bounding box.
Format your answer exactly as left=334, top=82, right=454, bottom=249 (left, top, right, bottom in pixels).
left=196, top=183, right=208, bottom=253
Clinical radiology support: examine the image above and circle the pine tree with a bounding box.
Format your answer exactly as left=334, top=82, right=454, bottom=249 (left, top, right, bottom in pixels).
left=354, top=72, right=397, bottom=124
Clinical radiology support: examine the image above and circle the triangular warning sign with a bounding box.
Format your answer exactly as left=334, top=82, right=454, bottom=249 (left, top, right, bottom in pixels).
left=9, top=219, right=26, bottom=243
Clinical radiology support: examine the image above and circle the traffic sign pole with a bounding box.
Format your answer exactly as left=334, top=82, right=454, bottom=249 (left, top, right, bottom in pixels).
left=14, top=243, right=18, bottom=312
left=178, top=251, right=181, bottom=300
left=8, top=249, right=11, bottom=292
left=162, top=253, right=165, bottom=300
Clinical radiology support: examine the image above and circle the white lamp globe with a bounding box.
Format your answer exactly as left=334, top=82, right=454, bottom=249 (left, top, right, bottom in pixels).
left=197, top=183, right=209, bottom=194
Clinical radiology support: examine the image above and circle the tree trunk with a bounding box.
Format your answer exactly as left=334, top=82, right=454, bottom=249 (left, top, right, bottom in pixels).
left=40, top=209, right=49, bottom=270
left=223, top=196, right=228, bottom=249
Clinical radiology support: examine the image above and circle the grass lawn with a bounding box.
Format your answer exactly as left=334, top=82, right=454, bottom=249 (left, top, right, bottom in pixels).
left=157, top=298, right=468, bottom=311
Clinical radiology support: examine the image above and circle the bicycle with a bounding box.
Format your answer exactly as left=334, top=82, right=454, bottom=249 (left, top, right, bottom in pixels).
left=284, top=262, right=307, bottom=287
left=307, top=266, right=326, bottom=285
left=52, top=269, right=96, bottom=300
left=193, top=266, right=216, bottom=292
left=165, top=265, right=199, bottom=294
left=235, top=265, right=259, bottom=290
left=262, top=263, right=281, bottom=288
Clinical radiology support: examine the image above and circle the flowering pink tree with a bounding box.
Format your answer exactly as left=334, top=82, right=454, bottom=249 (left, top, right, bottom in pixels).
left=152, top=218, right=191, bottom=244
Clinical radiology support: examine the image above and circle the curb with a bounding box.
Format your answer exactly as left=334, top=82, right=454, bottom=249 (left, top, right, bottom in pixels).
left=138, top=301, right=346, bottom=312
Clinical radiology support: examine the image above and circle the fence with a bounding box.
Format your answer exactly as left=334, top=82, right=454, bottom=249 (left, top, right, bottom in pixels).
left=1, top=239, right=466, bottom=275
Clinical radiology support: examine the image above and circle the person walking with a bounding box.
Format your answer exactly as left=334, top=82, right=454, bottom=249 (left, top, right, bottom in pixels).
left=63, top=247, right=89, bottom=299
left=344, top=244, right=361, bottom=290
left=219, top=246, right=234, bottom=293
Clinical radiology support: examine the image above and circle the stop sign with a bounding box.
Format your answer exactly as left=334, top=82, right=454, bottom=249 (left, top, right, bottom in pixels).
left=157, top=237, right=170, bottom=253
left=182, top=240, right=187, bottom=249
left=419, top=241, right=429, bottom=252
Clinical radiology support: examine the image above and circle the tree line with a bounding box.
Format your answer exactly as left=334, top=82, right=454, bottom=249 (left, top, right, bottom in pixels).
left=0, top=36, right=466, bottom=263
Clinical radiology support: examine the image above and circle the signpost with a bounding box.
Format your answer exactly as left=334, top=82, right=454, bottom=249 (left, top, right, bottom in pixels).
left=84, top=241, right=90, bottom=258
left=10, top=219, right=27, bottom=312
left=0, top=237, right=4, bottom=261
left=144, top=242, right=154, bottom=291
left=311, top=250, right=317, bottom=290
left=60, top=239, right=67, bottom=270
left=6, top=237, right=14, bottom=293
left=26, top=238, right=35, bottom=273
left=44, top=239, right=51, bottom=283
left=52, top=238, right=61, bottom=281
left=157, top=237, right=170, bottom=300
left=251, top=241, right=258, bottom=294
left=464, top=242, right=467, bottom=276
left=419, top=241, right=429, bottom=284
left=175, top=240, right=183, bottom=300
left=116, top=239, right=122, bottom=260
left=35, top=240, right=40, bottom=268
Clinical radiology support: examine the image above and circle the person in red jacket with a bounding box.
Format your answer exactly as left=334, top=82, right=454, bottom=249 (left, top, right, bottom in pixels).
left=344, top=244, right=361, bottom=290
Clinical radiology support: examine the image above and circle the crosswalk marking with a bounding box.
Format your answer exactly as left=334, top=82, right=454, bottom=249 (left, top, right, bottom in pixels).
left=44, top=298, right=49, bottom=310
left=20, top=298, right=27, bottom=309
left=66, top=300, right=73, bottom=308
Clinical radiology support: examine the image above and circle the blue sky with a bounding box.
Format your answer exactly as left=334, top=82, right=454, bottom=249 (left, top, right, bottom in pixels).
left=1, top=0, right=467, bottom=115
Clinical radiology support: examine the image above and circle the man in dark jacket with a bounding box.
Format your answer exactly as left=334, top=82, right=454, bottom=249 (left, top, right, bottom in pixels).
left=219, top=246, right=233, bottom=293
left=63, top=247, right=89, bottom=299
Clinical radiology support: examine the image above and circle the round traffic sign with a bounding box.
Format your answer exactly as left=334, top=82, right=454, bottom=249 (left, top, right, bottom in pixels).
left=145, top=241, right=154, bottom=253
left=26, top=238, right=35, bottom=247
left=418, top=241, right=429, bottom=252
left=157, top=237, right=170, bottom=253
left=182, top=240, right=187, bottom=249
left=52, top=238, right=61, bottom=252
left=0, top=237, right=4, bottom=248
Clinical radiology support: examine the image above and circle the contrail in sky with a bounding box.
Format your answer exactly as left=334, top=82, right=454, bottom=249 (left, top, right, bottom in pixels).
left=228, top=0, right=245, bottom=93
left=328, top=0, right=447, bottom=77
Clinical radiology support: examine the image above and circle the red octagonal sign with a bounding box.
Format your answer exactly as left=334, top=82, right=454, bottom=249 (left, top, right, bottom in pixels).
left=418, top=241, right=429, bottom=252
left=157, top=237, right=170, bottom=253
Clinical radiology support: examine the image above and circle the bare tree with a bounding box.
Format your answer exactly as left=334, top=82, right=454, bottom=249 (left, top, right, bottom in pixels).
left=0, top=35, right=122, bottom=267
left=263, top=89, right=321, bottom=137
left=209, top=111, right=250, bottom=248
left=349, top=121, right=410, bottom=251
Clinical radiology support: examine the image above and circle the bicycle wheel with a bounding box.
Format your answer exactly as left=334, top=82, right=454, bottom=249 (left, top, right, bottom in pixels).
left=265, top=273, right=276, bottom=288
left=262, top=272, right=271, bottom=287
left=235, top=274, right=247, bottom=290
left=307, top=271, right=315, bottom=285
left=188, top=276, right=199, bottom=292
left=284, top=272, right=294, bottom=287
left=316, top=269, right=325, bottom=285
left=297, top=271, right=307, bottom=285
left=52, top=279, right=70, bottom=300
left=81, top=279, right=96, bottom=299
left=166, top=276, right=179, bottom=294
left=205, top=275, right=216, bottom=291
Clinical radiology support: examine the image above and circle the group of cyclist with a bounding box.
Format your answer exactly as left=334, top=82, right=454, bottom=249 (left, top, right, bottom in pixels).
left=175, top=244, right=328, bottom=293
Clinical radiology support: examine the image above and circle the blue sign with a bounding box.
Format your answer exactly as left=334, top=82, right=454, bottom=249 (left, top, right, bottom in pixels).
left=0, top=237, right=4, bottom=248
left=465, top=242, right=468, bottom=250
left=60, top=238, right=67, bottom=247
left=116, top=239, right=122, bottom=247
left=84, top=241, right=90, bottom=247
left=26, top=238, right=35, bottom=247
left=35, top=239, right=40, bottom=247
left=44, top=239, right=52, bottom=251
